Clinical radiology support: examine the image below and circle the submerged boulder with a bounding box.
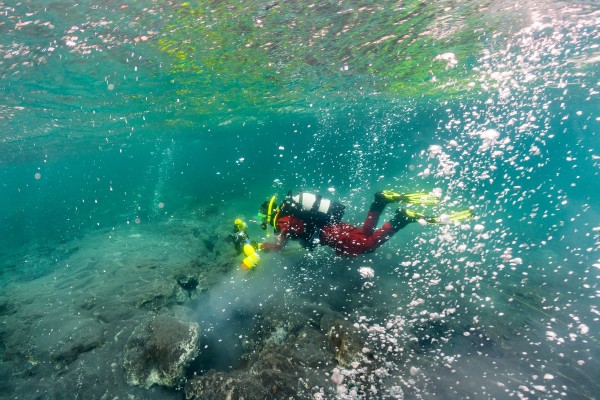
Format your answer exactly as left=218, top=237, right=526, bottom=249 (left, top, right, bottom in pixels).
left=184, top=370, right=265, bottom=400
left=321, top=314, right=366, bottom=367
left=183, top=304, right=373, bottom=399
left=123, top=315, right=200, bottom=389
left=185, top=326, right=337, bottom=399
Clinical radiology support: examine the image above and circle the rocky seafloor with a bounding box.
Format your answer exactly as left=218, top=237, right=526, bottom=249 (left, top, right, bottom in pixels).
left=4, top=201, right=590, bottom=400
left=0, top=204, right=391, bottom=399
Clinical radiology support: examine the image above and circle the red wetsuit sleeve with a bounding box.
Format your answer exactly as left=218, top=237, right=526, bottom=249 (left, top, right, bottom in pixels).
left=260, top=228, right=289, bottom=251
left=260, top=215, right=305, bottom=251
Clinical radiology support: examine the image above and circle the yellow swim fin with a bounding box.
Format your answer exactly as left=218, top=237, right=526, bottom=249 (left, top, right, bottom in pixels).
left=401, top=208, right=474, bottom=224
left=380, top=190, right=441, bottom=206
left=429, top=209, right=474, bottom=224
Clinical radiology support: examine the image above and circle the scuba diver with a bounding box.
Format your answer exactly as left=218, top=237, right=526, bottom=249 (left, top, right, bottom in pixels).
left=229, top=219, right=262, bottom=270
left=231, top=190, right=473, bottom=269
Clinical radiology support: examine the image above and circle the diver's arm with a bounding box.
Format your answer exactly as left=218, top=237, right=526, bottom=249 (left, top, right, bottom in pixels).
left=260, top=229, right=288, bottom=251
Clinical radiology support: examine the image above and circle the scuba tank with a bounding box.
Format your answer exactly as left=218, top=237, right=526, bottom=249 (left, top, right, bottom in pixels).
left=280, top=191, right=346, bottom=249
left=282, top=191, right=345, bottom=225
left=257, top=191, right=346, bottom=251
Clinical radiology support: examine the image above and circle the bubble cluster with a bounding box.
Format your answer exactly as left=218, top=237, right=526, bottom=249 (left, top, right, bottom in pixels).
left=307, top=3, right=599, bottom=398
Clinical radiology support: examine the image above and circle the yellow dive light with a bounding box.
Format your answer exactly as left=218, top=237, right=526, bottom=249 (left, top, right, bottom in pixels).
left=241, top=243, right=260, bottom=270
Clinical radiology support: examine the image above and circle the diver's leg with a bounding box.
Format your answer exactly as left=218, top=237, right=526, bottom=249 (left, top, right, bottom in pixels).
left=390, top=209, right=416, bottom=231
left=362, top=192, right=393, bottom=235
left=362, top=201, right=385, bottom=236
left=362, top=209, right=417, bottom=252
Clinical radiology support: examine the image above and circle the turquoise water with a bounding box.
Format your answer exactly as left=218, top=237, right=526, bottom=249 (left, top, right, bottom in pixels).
left=1, top=0, right=599, bottom=399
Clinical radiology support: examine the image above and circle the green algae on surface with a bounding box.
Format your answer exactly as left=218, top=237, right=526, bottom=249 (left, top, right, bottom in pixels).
left=155, top=0, right=524, bottom=116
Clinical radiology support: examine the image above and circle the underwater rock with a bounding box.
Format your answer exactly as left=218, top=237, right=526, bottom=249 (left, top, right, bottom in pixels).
left=176, top=274, right=199, bottom=291
left=247, top=347, right=302, bottom=398
left=136, top=281, right=179, bottom=311
left=185, top=326, right=336, bottom=399
left=173, top=263, right=205, bottom=296
left=320, top=313, right=367, bottom=367
left=49, top=320, right=105, bottom=366
left=123, top=315, right=200, bottom=389
left=185, top=354, right=304, bottom=400
left=177, top=256, right=236, bottom=291
left=185, top=370, right=262, bottom=400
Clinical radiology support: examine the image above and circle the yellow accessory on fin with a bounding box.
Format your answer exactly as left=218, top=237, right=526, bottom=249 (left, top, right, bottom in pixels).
left=430, top=209, right=474, bottom=224
left=405, top=209, right=426, bottom=219
left=382, top=190, right=441, bottom=206
left=404, top=208, right=474, bottom=224
left=445, top=209, right=474, bottom=223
